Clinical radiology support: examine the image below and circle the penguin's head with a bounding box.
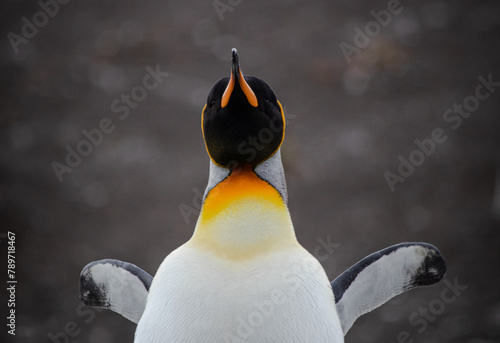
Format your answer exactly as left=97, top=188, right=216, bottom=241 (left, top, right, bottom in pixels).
left=202, top=49, right=285, bottom=169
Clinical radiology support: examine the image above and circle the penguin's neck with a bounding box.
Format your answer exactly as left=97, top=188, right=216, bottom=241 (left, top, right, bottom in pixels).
left=189, top=151, right=297, bottom=260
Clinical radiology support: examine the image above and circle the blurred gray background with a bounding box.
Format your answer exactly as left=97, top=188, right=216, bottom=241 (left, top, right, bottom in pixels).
left=1, top=0, right=500, bottom=342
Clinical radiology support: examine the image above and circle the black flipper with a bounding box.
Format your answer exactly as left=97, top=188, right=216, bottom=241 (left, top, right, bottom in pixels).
left=331, top=242, right=446, bottom=335
left=80, top=259, right=153, bottom=324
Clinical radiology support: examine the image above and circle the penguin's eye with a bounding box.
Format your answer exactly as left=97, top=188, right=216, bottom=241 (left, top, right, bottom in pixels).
left=210, top=100, right=216, bottom=107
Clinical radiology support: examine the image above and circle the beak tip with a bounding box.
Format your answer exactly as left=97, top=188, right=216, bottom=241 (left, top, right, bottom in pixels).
left=231, top=48, right=239, bottom=72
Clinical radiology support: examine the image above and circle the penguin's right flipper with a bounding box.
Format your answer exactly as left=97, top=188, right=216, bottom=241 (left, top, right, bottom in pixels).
left=80, top=259, right=153, bottom=324
left=331, top=243, right=446, bottom=335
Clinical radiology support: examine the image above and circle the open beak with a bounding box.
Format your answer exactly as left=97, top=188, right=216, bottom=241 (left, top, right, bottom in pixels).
left=221, top=48, right=258, bottom=108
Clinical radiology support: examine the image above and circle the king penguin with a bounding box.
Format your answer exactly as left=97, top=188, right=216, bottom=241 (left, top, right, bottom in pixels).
left=80, top=49, right=447, bottom=342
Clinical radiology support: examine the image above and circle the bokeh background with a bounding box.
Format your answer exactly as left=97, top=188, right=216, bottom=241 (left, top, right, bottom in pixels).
left=1, top=0, right=500, bottom=342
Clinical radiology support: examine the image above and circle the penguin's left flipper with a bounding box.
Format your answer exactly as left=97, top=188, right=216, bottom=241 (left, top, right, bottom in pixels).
left=331, top=242, right=446, bottom=335
left=80, top=259, right=153, bottom=324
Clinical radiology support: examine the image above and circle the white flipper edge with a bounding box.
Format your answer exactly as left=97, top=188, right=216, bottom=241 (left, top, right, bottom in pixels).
left=331, top=242, right=446, bottom=335
left=80, top=259, right=153, bottom=324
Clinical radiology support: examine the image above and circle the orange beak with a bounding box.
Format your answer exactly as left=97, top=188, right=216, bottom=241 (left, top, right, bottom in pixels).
left=221, top=48, right=258, bottom=108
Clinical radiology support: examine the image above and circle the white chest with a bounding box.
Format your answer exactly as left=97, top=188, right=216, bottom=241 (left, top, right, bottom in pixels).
left=135, top=245, right=344, bottom=342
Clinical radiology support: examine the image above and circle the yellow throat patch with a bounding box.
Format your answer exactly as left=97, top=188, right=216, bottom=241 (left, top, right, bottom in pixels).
left=189, top=168, right=296, bottom=260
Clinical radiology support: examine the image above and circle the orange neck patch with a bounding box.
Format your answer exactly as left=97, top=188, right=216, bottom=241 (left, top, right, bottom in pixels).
left=190, top=167, right=295, bottom=260
left=200, top=168, right=285, bottom=223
